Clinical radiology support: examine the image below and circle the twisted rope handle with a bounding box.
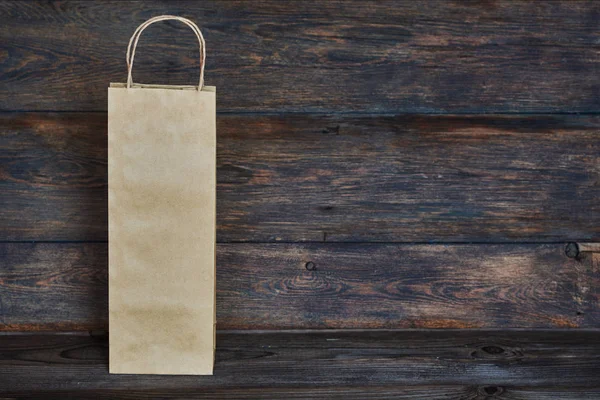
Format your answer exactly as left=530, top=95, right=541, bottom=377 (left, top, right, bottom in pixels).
left=126, top=15, right=206, bottom=89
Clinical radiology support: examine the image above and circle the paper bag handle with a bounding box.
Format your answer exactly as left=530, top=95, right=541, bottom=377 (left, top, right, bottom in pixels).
left=126, top=15, right=206, bottom=89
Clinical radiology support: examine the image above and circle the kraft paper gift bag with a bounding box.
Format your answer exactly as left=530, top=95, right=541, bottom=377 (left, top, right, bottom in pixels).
left=108, top=16, right=216, bottom=375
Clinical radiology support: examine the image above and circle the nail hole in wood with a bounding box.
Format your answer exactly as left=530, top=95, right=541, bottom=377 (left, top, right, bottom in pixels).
left=565, top=242, right=580, bottom=259
left=479, top=386, right=504, bottom=396
left=305, top=261, right=316, bottom=271
left=322, top=125, right=340, bottom=135
left=484, top=386, right=502, bottom=395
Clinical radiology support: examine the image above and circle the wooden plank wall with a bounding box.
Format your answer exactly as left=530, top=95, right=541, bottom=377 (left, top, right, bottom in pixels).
left=1, top=1, right=599, bottom=398
left=2, top=113, right=599, bottom=242
left=1, top=242, right=599, bottom=331
left=2, top=331, right=600, bottom=396
left=2, top=1, right=600, bottom=113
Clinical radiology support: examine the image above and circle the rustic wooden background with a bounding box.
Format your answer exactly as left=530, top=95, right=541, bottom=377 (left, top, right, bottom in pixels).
left=1, top=1, right=599, bottom=398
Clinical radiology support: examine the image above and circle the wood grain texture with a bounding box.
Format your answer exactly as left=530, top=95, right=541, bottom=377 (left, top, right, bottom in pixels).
left=2, top=113, right=599, bottom=242
left=0, top=113, right=107, bottom=241
left=0, top=331, right=599, bottom=392
left=5, top=387, right=600, bottom=400
left=1, top=242, right=598, bottom=331
left=0, top=243, right=107, bottom=331
left=1, top=1, right=600, bottom=112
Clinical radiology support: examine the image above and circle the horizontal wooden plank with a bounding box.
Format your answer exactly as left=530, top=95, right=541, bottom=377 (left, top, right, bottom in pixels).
left=6, top=387, right=600, bottom=400
left=2, top=113, right=599, bottom=242
left=1, top=1, right=600, bottom=112
left=0, top=387, right=480, bottom=400
left=0, top=331, right=599, bottom=392
left=1, top=242, right=598, bottom=331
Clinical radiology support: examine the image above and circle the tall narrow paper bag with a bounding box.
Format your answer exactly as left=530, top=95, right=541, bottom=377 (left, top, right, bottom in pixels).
left=108, top=16, right=216, bottom=375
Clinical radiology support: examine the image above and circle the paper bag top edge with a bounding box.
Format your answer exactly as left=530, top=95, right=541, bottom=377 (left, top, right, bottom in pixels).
left=109, top=83, right=216, bottom=92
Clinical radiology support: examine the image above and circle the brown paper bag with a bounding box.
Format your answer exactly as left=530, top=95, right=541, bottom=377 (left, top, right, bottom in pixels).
left=108, top=15, right=216, bottom=375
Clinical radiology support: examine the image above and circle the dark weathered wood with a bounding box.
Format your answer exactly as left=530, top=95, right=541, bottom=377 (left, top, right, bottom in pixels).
left=0, top=387, right=477, bottom=400
left=0, top=331, right=599, bottom=392
left=2, top=113, right=599, bottom=242
left=0, top=243, right=107, bottom=331
left=0, top=113, right=107, bottom=241
left=6, top=387, right=600, bottom=400
left=219, top=242, right=600, bottom=329
left=1, top=242, right=598, bottom=331
left=1, top=1, right=600, bottom=112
